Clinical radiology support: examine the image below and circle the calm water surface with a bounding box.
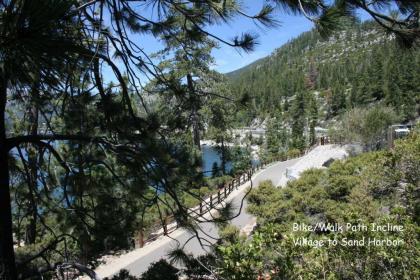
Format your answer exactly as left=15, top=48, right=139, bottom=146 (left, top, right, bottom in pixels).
left=201, top=145, right=232, bottom=177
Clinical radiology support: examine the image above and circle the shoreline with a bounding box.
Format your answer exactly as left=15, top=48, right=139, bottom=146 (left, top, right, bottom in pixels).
left=200, top=140, right=260, bottom=160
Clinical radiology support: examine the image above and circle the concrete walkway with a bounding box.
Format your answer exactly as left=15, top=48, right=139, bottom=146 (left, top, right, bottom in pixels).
left=94, top=144, right=348, bottom=277
left=93, top=158, right=299, bottom=278
left=277, top=144, right=348, bottom=186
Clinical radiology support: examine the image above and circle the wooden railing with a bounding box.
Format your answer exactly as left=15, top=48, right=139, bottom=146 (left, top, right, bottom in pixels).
left=134, top=144, right=320, bottom=248
left=134, top=163, right=266, bottom=248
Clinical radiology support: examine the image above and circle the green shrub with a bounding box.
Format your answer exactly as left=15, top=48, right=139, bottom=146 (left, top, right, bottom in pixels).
left=286, top=148, right=301, bottom=159
left=105, top=269, right=139, bottom=280
left=217, top=132, right=420, bottom=279
left=141, top=259, right=178, bottom=280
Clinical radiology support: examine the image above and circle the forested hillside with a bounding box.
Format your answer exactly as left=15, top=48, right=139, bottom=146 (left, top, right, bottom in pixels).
left=227, top=21, right=420, bottom=124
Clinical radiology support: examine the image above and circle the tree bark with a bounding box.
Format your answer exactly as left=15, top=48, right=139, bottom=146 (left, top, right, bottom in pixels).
left=0, top=73, right=17, bottom=279
left=187, top=73, right=201, bottom=151
left=25, top=90, right=39, bottom=244
left=221, top=138, right=226, bottom=175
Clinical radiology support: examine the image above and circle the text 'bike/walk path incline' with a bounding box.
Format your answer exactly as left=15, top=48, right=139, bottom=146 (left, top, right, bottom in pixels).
left=94, top=144, right=347, bottom=278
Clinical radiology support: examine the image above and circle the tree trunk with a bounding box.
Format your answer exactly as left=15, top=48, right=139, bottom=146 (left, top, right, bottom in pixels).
left=192, top=112, right=201, bottom=151
left=138, top=228, right=144, bottom=248
left=221, top=138, right=226, bottom=175
left=26, top=94, right=39, bottom=244
left=0, top=73, right=17, bottom=279
left=187, top=73, right=201, bottom=151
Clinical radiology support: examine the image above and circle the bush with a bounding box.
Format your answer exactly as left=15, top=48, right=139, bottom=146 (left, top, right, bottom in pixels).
left=286, top=148, right=301, bottom=159
left=218, top=132, right=420, bottom=279
left=336, top=105, right=399, bottom=150
left=141, top=259, right=178, bottom=280
left=219, top=224, right=240, bottom=244
left=182, top=186, right=214, bottom=208
left=206, top=175, right=232, bottom=189
left=105, top=269, right=139, bottom=280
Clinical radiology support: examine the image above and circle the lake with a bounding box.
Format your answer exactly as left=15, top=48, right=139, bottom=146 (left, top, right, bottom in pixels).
left=201, top=145, right=232, bottom=177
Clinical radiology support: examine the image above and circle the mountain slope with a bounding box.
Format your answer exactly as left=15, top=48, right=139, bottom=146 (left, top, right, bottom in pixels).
left=226, top=21, right=420, bottom=125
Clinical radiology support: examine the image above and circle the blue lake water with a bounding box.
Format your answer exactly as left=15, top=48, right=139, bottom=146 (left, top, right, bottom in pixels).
left=201, top=145, right=232, bottom=177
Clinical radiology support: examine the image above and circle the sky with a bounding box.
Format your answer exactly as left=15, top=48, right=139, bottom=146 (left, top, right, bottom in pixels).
left=206, top=1, right=371, bottom=73
left=208, top=1, right=315, bottom=73
left=138, top=1, right=315, bottom=74
left=102, top=1, right=373, bottom=82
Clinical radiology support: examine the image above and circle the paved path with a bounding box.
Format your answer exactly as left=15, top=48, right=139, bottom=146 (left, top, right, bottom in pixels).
left=277, top=144, right=348, bottom=186
left=94, top=158, right=299, bottom=278
left=95, top=144, right=348, bottom=277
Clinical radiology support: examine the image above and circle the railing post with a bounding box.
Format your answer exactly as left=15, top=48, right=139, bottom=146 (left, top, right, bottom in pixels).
left=217, top=191, right=221, bottom=203
left=138, top=228, right=144, bottom=248
left=163, top=217, right=168, bottom=236
left=199, top=201, right=203, bottom=215
left=224, top=187, right=227, bottom=198
left=209, top=195, right=213, bottom=209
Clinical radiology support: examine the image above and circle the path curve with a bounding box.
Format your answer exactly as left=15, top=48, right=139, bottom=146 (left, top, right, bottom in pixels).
left=95, top=144, right=347, bottom=277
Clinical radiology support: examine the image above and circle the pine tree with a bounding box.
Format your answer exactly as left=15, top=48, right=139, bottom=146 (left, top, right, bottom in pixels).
left=308, top=93, right=319, bottom=146
left=1, top=1, right=269, bottom=276
left=266, top=118, right=281, bottom=155
left=204, top=78, right=235, bottom=175
left=290, top=92, right=306, bottom=150
left=212, top=162, right=220, bottom=178
left=331, top=84, right=346, bottom=116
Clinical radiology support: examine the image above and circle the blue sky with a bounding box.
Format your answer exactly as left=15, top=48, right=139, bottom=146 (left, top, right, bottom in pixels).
left=208, top=1, right=314, bottom=73
left=103, top=1, right=373, bottom=82
left=102, top=1, right=316, bottom=83
left=138, top=1, right=315, bottom=74
left=206, top=1, right=371, bottom=73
